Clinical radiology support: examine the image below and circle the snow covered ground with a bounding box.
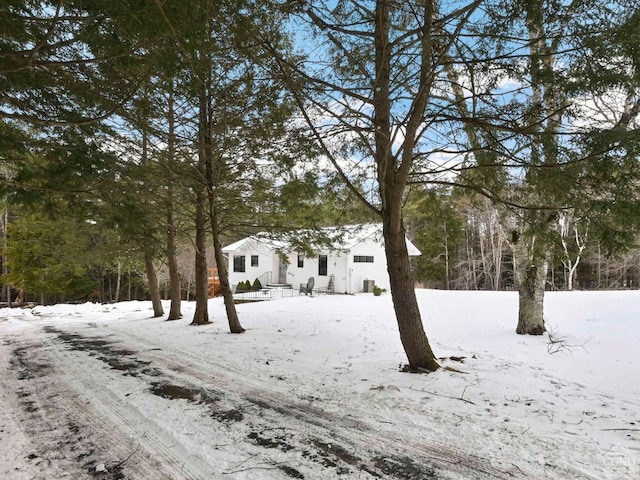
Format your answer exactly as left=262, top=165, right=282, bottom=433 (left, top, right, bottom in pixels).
left=0, top=289, right=638, bottom=479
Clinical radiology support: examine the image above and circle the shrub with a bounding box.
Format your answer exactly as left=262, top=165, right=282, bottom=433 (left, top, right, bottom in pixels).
left=252, top=278, right=262, bottom=291
left=373, top=285, right=383, bottom=296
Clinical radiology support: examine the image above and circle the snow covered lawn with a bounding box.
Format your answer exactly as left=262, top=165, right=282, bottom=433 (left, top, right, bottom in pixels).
left=0, top=289, right=638, bottom=479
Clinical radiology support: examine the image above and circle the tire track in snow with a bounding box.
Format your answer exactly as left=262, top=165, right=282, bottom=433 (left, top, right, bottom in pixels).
left=70, top=324, right=524, bottom=480
left=38, top=330, right=222, bottom=480
left=2, top=335, right=169, bottom=479
left=0, top=336, right=51, bottom=479
left=40, top=326, right=308, bottom=479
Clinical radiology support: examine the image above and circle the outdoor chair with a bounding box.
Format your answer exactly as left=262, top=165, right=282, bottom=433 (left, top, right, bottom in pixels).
left=316, top=274, right=335, bottom=295
left=300, top=276, right=315, bottom=296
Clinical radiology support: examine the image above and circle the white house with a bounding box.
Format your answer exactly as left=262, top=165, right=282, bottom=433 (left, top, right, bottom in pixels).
left=221, top=224, right=421, bottom=294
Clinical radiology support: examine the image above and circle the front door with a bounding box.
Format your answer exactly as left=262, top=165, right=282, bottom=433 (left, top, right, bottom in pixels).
left=278, top=256, right=288, bottom=284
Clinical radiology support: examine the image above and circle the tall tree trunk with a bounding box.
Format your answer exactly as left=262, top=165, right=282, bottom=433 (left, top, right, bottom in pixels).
left=115, top=260, right=121, bottom=303
left=515, top=0, right=557, bottom=333
left=372, top=0, right=438, bottom=370
left=144, top=246, right=164, bottom=317
left=489, top=206, right=505, bottom=290
left=597, top=242, right=602, bottom=288
left=138, top=87, right=163, bottom=317
left=203, top=140, right=244, bottom=332
left=166, top=85, right=182, bottom=320
left=513, top=241, right=547, bottom=335
left=191, top=79, right=211, bottom=326
left=209, top=204, right=244, bottom=333
left=2, top=208, right=10, bottom=307
left=383, top=216, right=439, bottom=370
left=191, top=189, right=209, bottom=325
left=195, top=45, right=245, bottom=332
left=166, top=199, right=182, bottom=319
left=465, top=225, right=478, bottom=289
left=444, top=220, right=450, bottom=289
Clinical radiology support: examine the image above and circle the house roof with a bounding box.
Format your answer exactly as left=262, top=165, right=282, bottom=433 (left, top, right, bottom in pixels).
left=222, top=224, right=421, bottom=256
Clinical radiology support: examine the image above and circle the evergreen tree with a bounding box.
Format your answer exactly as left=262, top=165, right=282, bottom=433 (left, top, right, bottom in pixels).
left=405, top=188, right=464, bottom=289
left=1, top=0, right=156, bottom=127
left=2, top=213, right=97, bottom=303
left=272, top=0, right=493, bottom=370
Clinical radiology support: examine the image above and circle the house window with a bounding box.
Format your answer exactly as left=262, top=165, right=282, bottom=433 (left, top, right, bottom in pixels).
left=233, top=255, right=246, bottom=272
left=318, top=255, right=328, bottom=276
left=354, top=255, right=374, bottom=263
left=251, top=255, right=259, bottom=267
left=297, top=254, right=304, bottom=268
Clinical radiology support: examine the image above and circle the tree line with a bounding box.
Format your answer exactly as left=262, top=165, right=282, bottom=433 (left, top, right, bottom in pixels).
left=1, top=0, right=639, bottom=372
left=406, top=187, right=640, bottom=291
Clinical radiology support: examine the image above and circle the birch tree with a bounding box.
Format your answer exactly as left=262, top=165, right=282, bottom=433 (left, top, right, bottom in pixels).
left=557, top=213, right=588, bottom=291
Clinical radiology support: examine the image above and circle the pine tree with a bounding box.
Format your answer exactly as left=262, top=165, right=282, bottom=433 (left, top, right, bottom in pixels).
left=2, top=213, right=97, bottom=303
left=270, top=1, right=493, bottom=370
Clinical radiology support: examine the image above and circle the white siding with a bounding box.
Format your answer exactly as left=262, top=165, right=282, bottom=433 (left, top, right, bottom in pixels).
left=226, top=239, right=274, bottom=289
left=283, top=251, right=349, bottom=292
left=282, top=242, right=389, bottom=294
left=348, top=238, right=390, bottom=291
left=223, top=224, right=419, bottom=294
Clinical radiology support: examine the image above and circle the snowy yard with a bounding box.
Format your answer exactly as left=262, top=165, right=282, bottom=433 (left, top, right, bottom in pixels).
left=0, top=289, right=638, bottom=479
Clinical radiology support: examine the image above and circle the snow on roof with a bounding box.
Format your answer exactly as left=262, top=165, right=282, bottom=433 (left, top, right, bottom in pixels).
left=220, top=237, right=251, bottom=252
left=222, top=223, right=421, bottom=256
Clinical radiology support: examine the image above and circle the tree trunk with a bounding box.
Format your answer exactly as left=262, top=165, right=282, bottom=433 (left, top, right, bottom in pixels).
left=597, top=242, right=602, bottom=288
left=210, top=206, right=245, bottom=333
left=489, top=208, right=505, bottom=290
left=383, top=217, right=439, bottom=371
left=2, top=208, right=10, bottom=306
left=196, top=51, right=245, bottom=333
left=191, top=77, right=211, bottom=326
left=281, top=1, right=443, bottom=368
left=144, top=247, right=164, bottom=317
left=115, top=260, right=121, bottom=303
left=166, top=85, right=182, bottom=320
left=514, top=247, right=547, bottom=335
left=191, top=189, right=209, bottom=325
left=204, top=142, right=244, bottom=331
left=444, top=220, right=450, bottom=289
left=166, top=201, right=182, bottom=320
left=137, top=84, right=163, bottom=317
left=372, top=0, right=437, bottom=371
